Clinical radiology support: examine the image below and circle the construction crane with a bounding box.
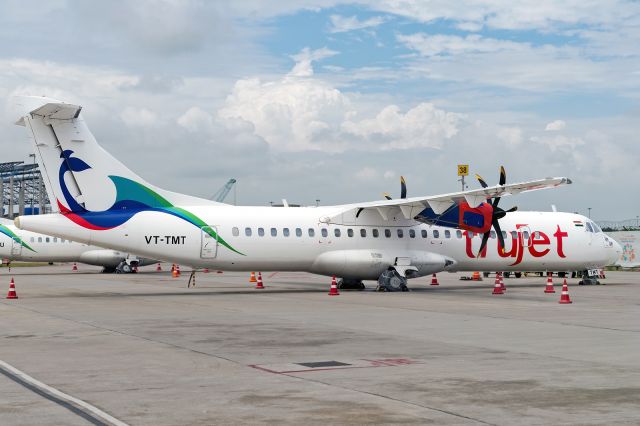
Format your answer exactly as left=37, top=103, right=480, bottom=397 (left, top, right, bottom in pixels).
left=210, top=179, right=237, bottom=203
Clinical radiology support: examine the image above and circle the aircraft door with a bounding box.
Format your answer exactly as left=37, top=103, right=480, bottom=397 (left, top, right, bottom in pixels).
left=200, top=226, right=218, bottom=258
left=11, top=238, right=22, bottom=256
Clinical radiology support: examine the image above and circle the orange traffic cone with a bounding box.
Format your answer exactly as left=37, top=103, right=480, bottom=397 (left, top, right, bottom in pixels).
left=176, top=265, right=181, bottom=277
left=72, top=262, right=78, bottom=272
left=492, top=277, right=504, bottom=295
left=172, top=265, right=180, bottom=278
left=430, top=273, right=439, bottom=286
left=544, top=273, right=555, bottom=293
left=249, top=271, right=257, bottom=283
left=255, top=272, right=265, bottom=289
left=328, top=276, right=340, bottom=296
left=156, top=263, right=162, bottom=272
left=472, top=271, right=482, bottom=281
left=559, top=279, right=572, bottom=304
left=6, top=278, right=18, bottom=299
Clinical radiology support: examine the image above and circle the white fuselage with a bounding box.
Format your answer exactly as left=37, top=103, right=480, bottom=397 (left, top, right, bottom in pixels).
left=17, top=206, right=620, bottom=280
left=0, top=220, right=154, bottom=269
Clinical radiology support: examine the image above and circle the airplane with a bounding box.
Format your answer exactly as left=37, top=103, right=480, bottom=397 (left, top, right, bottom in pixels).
left=10, top=96, right=622, bottom=291
left=0, top=217, right=155, bottom=273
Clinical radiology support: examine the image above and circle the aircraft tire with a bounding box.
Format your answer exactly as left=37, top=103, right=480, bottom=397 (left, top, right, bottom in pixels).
left=338, top=278, right=366, bottom=290
left=376, top=269, right=408, bottom=292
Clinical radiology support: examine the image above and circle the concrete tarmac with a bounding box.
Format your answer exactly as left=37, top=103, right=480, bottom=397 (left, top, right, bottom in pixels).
left=1, top=265, right=639, bottom=425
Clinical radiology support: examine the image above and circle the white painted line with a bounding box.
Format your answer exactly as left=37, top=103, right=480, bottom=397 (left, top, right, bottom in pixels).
left=0, top=359, right=128, bottom=426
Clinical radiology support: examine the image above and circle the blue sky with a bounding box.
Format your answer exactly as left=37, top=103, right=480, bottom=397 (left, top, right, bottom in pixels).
left=1, top=1, right=639, bottom=219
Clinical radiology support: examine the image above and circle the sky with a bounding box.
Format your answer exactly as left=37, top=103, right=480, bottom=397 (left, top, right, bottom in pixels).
left=1, top=0, right=639, bottom=220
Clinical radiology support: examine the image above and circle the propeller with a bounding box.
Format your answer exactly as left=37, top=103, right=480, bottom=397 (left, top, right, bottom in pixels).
left=475, top=166, right=518, bottom=256
left=383, top=176, right=407, bottom=200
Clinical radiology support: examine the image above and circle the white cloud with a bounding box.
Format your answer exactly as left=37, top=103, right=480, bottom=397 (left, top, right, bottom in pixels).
left=497, top=126, right=523, bottom=148
left=545, top=119, right=566, bottom=131
left=120, top=106, right=159, bottom=128
left=355, top=167, right=379, bottom=181
left=383, top=170, right=396, bottom=179
left=289, top=47, right=338, bottom=77
left=342, top=103, right=460, bottom=150
left=397, top=33, right=525, bottom=57
left=328, top=14, right=386, bottom=33
left=531, top=134, right=584, bottom=151
left=218, top=48, right=462, bottom=152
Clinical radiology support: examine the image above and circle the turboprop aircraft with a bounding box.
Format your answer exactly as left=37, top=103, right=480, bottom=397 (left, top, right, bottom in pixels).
left=0, top=217, right=155, bottom=273
left=11, top=97, right=621, bottom=291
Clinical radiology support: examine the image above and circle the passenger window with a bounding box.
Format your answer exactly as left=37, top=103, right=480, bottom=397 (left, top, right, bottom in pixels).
left=372, top=229, right=379, bottom=238
left=445, top=230, right=451, bottom=238
left=490, top=231, right=496, bottom=239
left=409, top=229, right=416, bottom=238
left=433, top=230, right=440, bottom=238
left=456, top=230, right=462, bottom=239
left=38, top=237, right=42, bottom=243
left=245, top=227, right=252, bottom=237
left=232, top=227, right=239, bottom=237
left=53, top=237, right=57, bottom=243
left=271, top=228, right=277, bottom=237
left=468, top=231, right=474, bottom=238
left=334, top=229, right=341, bottom=237
left=397, top=229, right=404, bottom=238
left=421, top=230, right=428, bottom=238
left=308, top=228, right=315, bottom=237
left=46, top=237, right=50, bottom=243
left=321, top=228, right=328, bottom=237
left=296, top=228, right=302, bottom=237
left=283, top=228, right=290, bottom=237
left=258, top=228, right=265, bottom=237
left=511, top=231, right=517, bottom=239
left=502, top=231, right=507, bottom=240
left=523, top=231, right=530, bottom=240
left=61, top=239, right=66, bottom=243
left=347, top=229, right=354, bottom=237
left=360, top=229, right=366, bottom=237
left=534, top=231, right=540, bottom=239
left=30, top=237, right=35, bottom=243
left=384, top=229, right=391, bottom=238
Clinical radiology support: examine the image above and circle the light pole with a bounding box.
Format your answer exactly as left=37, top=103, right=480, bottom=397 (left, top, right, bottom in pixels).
left=588, top=207, right=592, bottom=219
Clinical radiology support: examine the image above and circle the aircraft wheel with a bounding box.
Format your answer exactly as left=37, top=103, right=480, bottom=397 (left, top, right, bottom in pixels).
left=338, top=278, right=366, bottom=291
left=376, top=269, right=408, bottom=292
left=515, top=272, right=522, bottom=278
left=121, top=263, right=132, bottom=273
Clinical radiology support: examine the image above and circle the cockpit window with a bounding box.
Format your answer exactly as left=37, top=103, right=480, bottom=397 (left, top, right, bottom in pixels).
left=591, top=222, right=601, bottom=233
left=585, top=222, right=594, bottom=233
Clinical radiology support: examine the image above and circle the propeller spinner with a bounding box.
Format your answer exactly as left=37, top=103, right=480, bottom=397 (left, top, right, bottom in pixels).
left=475, top=166, right=518, bottom=256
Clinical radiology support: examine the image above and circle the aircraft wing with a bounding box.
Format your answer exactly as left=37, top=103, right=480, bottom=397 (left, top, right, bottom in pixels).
left=333, top=177, right=571, bottom=221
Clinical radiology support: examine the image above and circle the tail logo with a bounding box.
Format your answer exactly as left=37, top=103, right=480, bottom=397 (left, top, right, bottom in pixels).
left=57, top=150, right=243, bottom=255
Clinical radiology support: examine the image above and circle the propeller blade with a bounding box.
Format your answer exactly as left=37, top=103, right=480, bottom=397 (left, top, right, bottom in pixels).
left=477, top=231, right=490, bottom=257
left=383, top=193, right=392, bottom=200
left=505, top=206, right=518, bottom=213
left=400, top=176, right=407, bottom=199
left=475, top=174, right=488, bottom=189
left=494, top=220, right=505, bottom=251
left=499, top=166, right=506, bottom=186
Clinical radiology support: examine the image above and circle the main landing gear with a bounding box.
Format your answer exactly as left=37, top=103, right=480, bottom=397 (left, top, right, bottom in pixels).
left=376, top=269, right=409, bottom=292
left=337, top=278, right=366, bottom=290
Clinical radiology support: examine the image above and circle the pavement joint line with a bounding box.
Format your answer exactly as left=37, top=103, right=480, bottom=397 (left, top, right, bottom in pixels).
left=277, top=370, right=499, bottom=425
left=0, top=359, right=128, bottom=426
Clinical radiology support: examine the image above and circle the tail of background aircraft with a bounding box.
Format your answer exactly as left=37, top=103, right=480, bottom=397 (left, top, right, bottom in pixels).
left=13, top=96, right=216, bottom=216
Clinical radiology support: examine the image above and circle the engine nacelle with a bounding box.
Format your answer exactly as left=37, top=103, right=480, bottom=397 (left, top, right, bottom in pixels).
left=458, top=201, right=493, bottom=234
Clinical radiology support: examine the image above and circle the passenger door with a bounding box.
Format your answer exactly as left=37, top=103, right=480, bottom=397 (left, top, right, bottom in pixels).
left=200, top=225, right=218, bottom=258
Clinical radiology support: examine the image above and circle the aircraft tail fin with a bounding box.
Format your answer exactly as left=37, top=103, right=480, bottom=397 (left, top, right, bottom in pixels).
left=13, top=96, right=216, bottom=214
